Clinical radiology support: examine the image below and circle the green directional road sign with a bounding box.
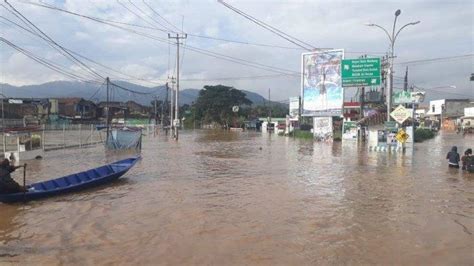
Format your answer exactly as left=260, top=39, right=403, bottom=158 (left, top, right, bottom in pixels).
left=341, top=58, right=381, bottom=87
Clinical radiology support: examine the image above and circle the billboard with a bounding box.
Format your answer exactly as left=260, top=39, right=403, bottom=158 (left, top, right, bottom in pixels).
left=289, top=97, right=300, bottom=118
left=302, top=49, right=344, bottom=117
left=313, top=117, right=333, bottom=141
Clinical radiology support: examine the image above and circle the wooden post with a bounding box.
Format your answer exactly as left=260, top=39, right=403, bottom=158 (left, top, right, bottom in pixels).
left=42, top=124, right=45, bottom=151
left=79, top=124, right=82, bottom=148
left=90, top=124, right=93, bottom=146
left=23, top=163, right=26, bottom=202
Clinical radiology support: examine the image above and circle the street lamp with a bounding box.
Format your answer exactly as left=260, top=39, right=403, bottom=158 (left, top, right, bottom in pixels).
left=0, top=93, right=5, bottom=156
left=0, top=92, right=5, bottom=133
left=366, top=9, right=420, bottom=121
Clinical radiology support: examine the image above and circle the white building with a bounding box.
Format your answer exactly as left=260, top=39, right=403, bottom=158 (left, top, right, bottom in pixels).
left=426, top=99, right=472, bottom=118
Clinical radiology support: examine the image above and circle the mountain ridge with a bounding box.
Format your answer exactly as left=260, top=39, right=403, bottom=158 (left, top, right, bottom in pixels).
left=0, top=81, right=278, bottom=107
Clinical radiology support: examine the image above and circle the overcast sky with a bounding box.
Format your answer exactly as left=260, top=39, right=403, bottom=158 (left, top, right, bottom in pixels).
left=0, top=0, right=473, bottom=101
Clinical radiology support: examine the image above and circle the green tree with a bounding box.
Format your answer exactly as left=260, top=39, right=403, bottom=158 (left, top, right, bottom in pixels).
left=195, top=85, right=252, bottom=127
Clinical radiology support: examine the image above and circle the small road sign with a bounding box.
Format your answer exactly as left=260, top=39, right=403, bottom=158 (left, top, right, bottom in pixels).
left=396, top=129, right=409, bottom=143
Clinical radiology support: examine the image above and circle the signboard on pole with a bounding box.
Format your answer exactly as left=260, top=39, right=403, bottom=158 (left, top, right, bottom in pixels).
left=313, top=117, right=333, bottom=141
left=395, top=129, right=409, bottom=143
left=342, top=121, right=357, bottom=140
left=384, top=121, right=397, bottom=131
left=8, top=99, right=23, bottom=104
left=393, top=91, right=412, bottom=104
left=302, top=49, right=344, bottom=117
left=289, top=97, right=300, bottom=118
left=390, top=105, right=411, bottom=124
left=341, top=58, right=381, bottom=87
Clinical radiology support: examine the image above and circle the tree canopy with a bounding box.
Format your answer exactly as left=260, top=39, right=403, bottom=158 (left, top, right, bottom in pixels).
left=195, top=85, right=252, bottom=126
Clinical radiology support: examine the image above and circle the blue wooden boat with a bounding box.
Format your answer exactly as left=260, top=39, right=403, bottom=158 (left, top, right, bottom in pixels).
left=0, top=157, right=140, bottom=203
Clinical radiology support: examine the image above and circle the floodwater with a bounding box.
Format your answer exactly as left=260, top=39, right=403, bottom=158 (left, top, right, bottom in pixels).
left=0, top=130, right=473, bottom=265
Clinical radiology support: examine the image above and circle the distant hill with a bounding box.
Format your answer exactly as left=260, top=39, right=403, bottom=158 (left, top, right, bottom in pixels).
left=0, top=81, right=283, bottom=107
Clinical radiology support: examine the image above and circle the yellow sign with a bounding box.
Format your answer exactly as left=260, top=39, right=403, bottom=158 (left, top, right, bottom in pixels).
left=395, top=129, right=409, bottom=143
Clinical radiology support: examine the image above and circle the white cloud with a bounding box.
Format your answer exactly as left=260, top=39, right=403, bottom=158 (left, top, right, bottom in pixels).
left=0, top=0, right=472, bottom=100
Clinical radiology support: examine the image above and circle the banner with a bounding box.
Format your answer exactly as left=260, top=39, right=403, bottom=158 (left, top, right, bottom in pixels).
left=289, top=97, right=300, bottom=118
left=302, top=49, right=344, bottom=116
left=313, top=117, right=333, bottom=141
left=393, top=91, right=412, bottom=104
left=342, top=121, right=357, bottom=140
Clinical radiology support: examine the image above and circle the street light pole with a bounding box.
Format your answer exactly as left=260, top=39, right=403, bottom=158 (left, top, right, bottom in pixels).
left=1, top=92, right=6, bottom=156
left=0, top=92, right=5, bottom=132
left=366, top=10, right=420, bottom=121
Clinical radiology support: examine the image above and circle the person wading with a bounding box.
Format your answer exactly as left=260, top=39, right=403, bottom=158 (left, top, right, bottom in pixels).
left=446, top=146, right=460, bottom=169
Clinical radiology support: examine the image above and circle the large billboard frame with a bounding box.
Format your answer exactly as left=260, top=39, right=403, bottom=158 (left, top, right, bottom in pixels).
left=301, top=49, right=344, bottom=117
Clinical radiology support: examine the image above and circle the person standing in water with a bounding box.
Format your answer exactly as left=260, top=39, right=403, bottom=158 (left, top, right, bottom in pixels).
left=446, top=146, right=460, bottom=168
left=461, top=148, right=472, bottom=171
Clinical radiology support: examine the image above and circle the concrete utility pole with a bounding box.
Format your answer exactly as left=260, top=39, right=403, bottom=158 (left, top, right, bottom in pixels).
left=154, top=96, right=158, bottom=123
left=0, top=91, right=5, bottom=133
left=268, top=88, right=272, bottom=122
left=366, top=10, right=420, bottom=121
left=161, top=83, right=167, bottom=130
left=168, top=33, right=187, bottom=141
left=106, top=77, right=110, bottom=141
left=169, top=76, right=175, bottom=137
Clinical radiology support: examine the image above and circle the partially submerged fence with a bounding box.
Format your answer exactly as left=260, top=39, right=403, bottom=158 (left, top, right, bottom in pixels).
left=42, top=124, right=104, bottom=151
left=0, top=124, right=161, bottom=155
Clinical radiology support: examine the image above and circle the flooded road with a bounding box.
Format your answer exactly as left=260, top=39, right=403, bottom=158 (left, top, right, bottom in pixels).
left=1, top=130, right=473, bottom=265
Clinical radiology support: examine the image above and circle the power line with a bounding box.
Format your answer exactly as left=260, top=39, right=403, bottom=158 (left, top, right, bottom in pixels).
left=142, top=0, right=181, bottom=32
left=16, top=0, right=386, bottom=54
left=87, top=80, right=107, bottom=101
left=218, top=0, right=315, bottom=50
left=116, top=0, right=166, bottom=32
left=2, top=1, right=104, bottom=81
left=127, top=0, right=173, bottom=32
left=420, top=87, right=473, bottom=97
left=0, top=15, right=168, bottom=86
left=18, top=1, right=299, bottom=75
left=0, top=37, right=102, bottom=84
left=396, top=54, right=474, bottom=65
left=109, top=80, right=159, bottom=95
left=3, top=2, right=159, bottom=97
left=181, top=73, right=297, bottom=81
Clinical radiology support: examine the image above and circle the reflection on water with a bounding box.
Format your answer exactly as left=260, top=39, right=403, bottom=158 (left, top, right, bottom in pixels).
left=0, top=130, right=473, bottom=265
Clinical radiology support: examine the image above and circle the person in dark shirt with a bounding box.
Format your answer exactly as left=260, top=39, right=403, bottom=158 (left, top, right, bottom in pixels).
left=0, top=159, right=27, bottom=194
left=446, top=146, right=460, bottom=168
left=461, top=148, right=473, bottom=171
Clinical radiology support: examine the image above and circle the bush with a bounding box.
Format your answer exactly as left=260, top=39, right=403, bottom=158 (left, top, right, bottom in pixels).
left=293, top=129, right=314, bottom=139
left=415, top=128, right=435, bottom=142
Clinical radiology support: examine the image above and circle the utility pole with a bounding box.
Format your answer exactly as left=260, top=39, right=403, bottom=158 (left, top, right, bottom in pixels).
left=169, top=76, right=175, bottom=137
left=161, top=83, right=167, bottom=130
left=359, top=54, right=367, bottom=120
left=403, top=66, right=408, bottom=91
left=106, top=77, right=110, bottom=141
left=154, top=96, right=158, bottom=123
left=168, top=33, right=187, bottom=141
left=164, top=82, right=169, bottom=134
left=268, top=88, right=272, bottom=122
left=154, top=95, right=158, bottom=137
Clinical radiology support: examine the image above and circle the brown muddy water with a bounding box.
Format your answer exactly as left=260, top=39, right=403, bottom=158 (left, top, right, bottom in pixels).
left=0, top=130, right=473, bottom=265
